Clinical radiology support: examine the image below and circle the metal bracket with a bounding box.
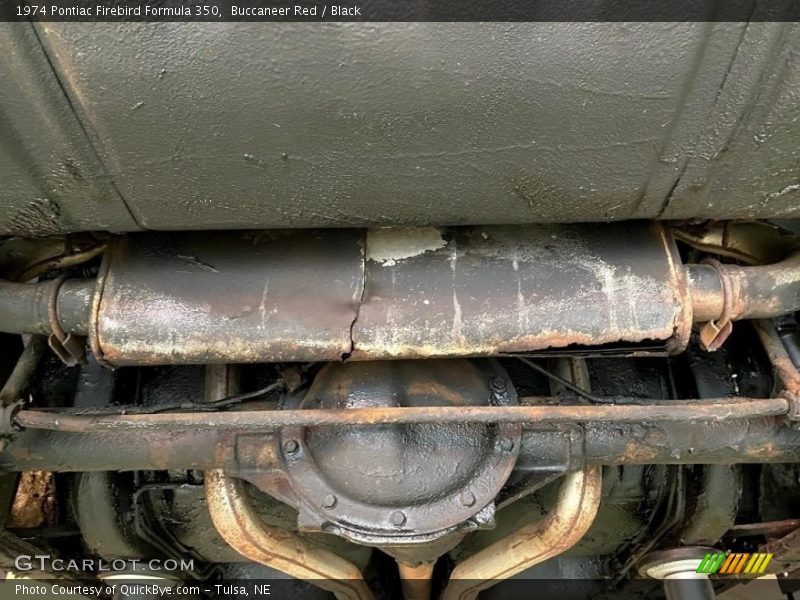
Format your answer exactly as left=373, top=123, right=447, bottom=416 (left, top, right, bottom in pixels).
left=698, top=258, right=734, bottom=351
left=47, top=275, right=86, bottom=366
left=784, top=392, right=800, bottom=422
left=0, top=401, right=23, bottom=433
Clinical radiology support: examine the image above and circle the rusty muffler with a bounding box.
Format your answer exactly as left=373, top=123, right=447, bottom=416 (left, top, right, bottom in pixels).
left=2, top=223, right=800, bottom=365
left=84, top=223, right=694, bottom=365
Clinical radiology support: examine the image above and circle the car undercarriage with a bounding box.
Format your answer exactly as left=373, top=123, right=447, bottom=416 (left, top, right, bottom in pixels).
left=1, top=20, right=800, bottom=600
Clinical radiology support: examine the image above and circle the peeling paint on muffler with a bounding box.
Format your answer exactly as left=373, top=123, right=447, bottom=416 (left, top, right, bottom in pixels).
left=90, top=223, right=688, bottom=366
left=354, top=222, right=687, bottom=360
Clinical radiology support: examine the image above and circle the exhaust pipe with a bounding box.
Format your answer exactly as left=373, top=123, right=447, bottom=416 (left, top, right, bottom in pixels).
left=201, top=363, right=373, bottom=600
left=205, top=470, right=374, bottom=600
left=442, top=466, right=603, bottom=600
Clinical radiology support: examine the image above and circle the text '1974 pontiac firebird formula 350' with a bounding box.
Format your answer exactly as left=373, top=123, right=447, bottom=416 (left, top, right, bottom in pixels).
left=1, top=8, right=800, bottom=600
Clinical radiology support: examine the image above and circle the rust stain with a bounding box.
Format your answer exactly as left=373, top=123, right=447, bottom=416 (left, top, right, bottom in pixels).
left=619, top=442, right=661, bottom=463
left=398, top=561, right=436, bottom=600
left=14, top=397, right=789, bottom=433
left=742, top=442, right=783, bottom=460
left=6, top=470, right=56, bottom=528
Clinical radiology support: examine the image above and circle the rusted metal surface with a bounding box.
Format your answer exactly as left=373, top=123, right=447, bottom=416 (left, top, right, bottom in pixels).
left=729, top=519, right=800, bottom=537
left=0, top=233, right=108, bottom=282
left=0, top=429, right=242, bottom=472
left=397, top=561, right=435, bottom=600
left=6, top=471, right=56, bottom=529
left=91, top=230, right=365, bottom=365
left=46, top=275, right=87, bottom=365
left=443, top=467, right=603, bottom=600
left=762, top=524, right=800, bottom=564
left=55, top=278, right=94, bottom=336
left=85, top=224, right=688, bottom=366
left=352, top=223, right=686, bottom=359
left=0, top=526, right=87, bottom=580
left=696, top=258, right=734, bottom=351
left=753, top=320, right=800, bottom=394
left=2, top=224, right=800, bottom=363
left=274, top=360, right=520, bottom=550
left=679, top=465, right=741, bottom=546
left=674, top=222, right=800, bottom=266
left=203, top=364, right=373, bottom=600
left=0, top=336, right=46, bottom=406
left=204, top=364, right=241, bottom=404
left=13, top=396, right=790, bottom=433
left=0, top=280, right=54, bottom=336
left=580, top=418, right=800, bottom=465
left=0, top=277, right=93, bottom=337
left=687, top=251, right=800, bottom=324
left=205, top=470, right=374, bottom=600
left=1, top=416, right=799, bottom=473
left=0, top=235, right=107, bottom=283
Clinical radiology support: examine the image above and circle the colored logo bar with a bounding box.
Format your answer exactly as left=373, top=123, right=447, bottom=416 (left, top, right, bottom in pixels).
left=696, top=552, right=773, bottom=575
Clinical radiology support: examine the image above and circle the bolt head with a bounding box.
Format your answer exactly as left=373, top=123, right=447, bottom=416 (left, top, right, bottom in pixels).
left=283, top=439, right=299, bottom=454
left=499, top=437, right=514, bottom=452
left=322, top=494, right=337, bottom=508
left=390, top=511, right=406, bottom=526
left=490, top=377, right=507, bottom=391
left=460, top=491, right=476, bottom=507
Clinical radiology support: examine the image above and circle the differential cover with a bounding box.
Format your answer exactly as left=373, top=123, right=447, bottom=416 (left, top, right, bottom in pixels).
left=279, top=359, right=521, bottom=545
